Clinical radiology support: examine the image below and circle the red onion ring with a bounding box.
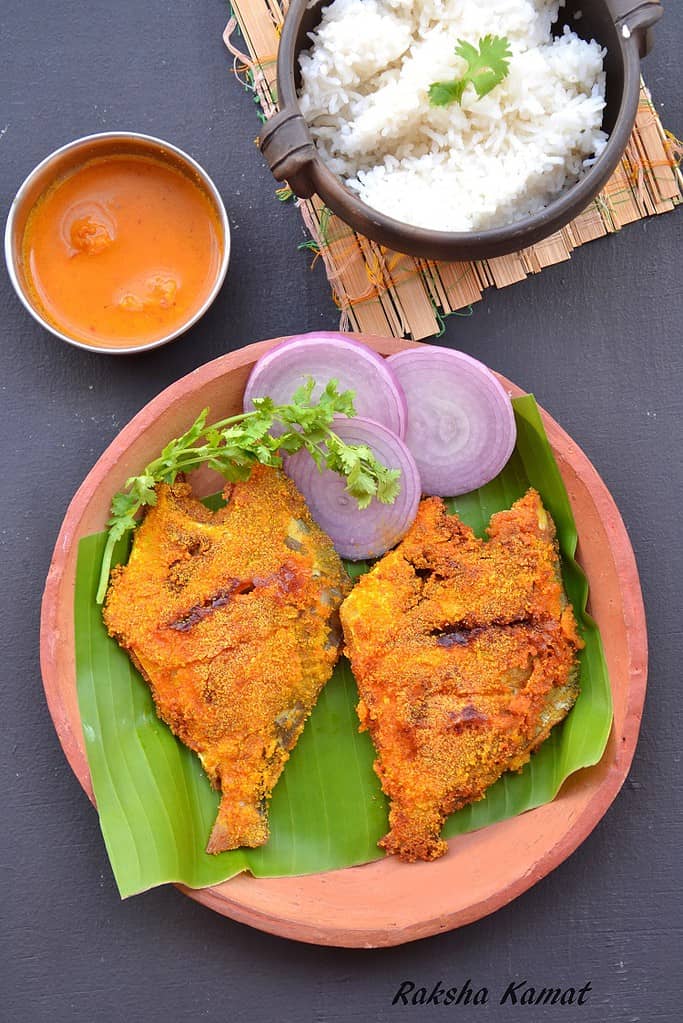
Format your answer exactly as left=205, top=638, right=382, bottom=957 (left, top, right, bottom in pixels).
left=387, top=348, right=516, bottom=496
left=244, top=333, right=407, bottom=438
left=284, top=417, right=421, bottom=560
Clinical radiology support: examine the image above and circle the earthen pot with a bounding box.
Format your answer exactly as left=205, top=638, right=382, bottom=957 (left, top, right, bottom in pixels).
left=40, top=334, right=647, bottom=947
left=260, top=0, right=662, bottom=260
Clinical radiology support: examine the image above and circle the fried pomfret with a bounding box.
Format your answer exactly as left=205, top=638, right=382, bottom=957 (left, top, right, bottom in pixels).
left=104, top=464, right=350, bottom=854
left=340, top=489, right=583, bottom=862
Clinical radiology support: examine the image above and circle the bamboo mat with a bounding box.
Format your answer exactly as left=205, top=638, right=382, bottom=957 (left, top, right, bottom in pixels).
left=224, top=4, right=682, bottom=341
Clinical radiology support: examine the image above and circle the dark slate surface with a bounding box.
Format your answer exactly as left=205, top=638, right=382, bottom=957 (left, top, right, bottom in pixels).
left=1, top=3, right=681, bottom=1020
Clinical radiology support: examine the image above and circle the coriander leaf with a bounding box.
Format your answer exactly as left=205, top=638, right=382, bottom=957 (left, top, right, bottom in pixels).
left=457, top=35, right=512, bottom=98
left=130, top=475, right=158, bottom=506
left=173, top=408, right=209, bottom=449
left=217, top=461, right=253, bottom=483
left=346, top=462, right=376, bottom=497
left=254, top=443, right=282, bottom=464
left=95, top=377, right=400, bottom=605
left=428, top=80, right=465, bottom=108
left=250, top=396, right=275, bottom=415
left=291, top=378, right=316, bottom=407
left=375, top=465, right=402, bottom=505
left=110, top=492, right=138, bottom=518
left=321, top=379, right=356, bottom=418
left=325, top=434, right=402, bottom=510
left=277, top=433, right=305, bottom=454
left=353, top=492, right=373, bottom=512
left=302, top=438, right=327, bottom=472
left=429, top=34, right=511, bottom=108
left=241, top=416, right=274, bottom=442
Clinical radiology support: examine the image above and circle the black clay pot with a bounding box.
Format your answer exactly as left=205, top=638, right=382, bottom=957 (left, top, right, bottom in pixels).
left=260, top=0, right=662, bottom=261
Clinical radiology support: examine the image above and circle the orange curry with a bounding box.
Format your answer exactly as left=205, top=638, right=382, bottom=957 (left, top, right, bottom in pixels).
left=23, top=154, right=223, bottom=349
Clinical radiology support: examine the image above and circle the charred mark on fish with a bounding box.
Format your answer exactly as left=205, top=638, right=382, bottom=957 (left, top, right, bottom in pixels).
left=435, top=627, right=479, bottom=647
left=446, top=705, right=489, bottom=732
left=168, top=561, right=305, bottom=630
left=432, top=618, right=533, bottom=647
left=431, top=621, right=487, bottom=646
left=168, top=579, right=255, bottom=630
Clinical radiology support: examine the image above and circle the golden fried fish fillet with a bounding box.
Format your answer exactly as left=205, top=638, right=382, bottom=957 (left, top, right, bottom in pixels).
left=340, top=489, right=583, bottom=862
left=104, top=464, right=350, bottom=854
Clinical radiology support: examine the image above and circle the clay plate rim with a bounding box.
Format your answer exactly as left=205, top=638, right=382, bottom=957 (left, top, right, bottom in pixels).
left=40, top=334, right=647, bottom=948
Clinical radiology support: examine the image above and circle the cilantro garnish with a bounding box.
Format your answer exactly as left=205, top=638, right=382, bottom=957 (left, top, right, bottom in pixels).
left=429, top=35, right=512, bottom=108
left=95, top=379, right=400, bottom=603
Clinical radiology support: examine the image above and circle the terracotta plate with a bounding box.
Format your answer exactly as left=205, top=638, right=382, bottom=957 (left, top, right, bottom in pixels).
left=40, top=334, right=647, bottom=947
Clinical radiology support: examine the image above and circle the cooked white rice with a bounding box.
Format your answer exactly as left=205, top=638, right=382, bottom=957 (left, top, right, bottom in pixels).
left=298, top=0, right=608, bottom=232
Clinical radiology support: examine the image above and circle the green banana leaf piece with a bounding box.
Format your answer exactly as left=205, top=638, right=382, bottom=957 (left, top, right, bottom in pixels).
left=74, top=395, right=612, bottom=897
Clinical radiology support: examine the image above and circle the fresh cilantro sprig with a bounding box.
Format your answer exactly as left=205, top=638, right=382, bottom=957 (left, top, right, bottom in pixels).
left=429, top=35, right=512, bottom=108
left=95, top=379, right=401, bottom=604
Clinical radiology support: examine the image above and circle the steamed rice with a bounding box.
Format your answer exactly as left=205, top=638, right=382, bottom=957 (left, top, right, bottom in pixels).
left=298, top=0, right=608, bottom=232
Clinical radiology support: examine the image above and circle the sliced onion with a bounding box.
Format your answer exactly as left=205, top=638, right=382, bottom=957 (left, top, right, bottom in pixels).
left=244, top=332, right=407, bottom=438
left=386, top=347, right=516, bottom=497
left=284, top=417, right=421, bottom=560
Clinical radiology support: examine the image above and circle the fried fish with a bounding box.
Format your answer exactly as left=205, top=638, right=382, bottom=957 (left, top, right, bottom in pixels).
left=340, top=489, right=583, bottom=862
left=104, top=464, right=350, bottom=853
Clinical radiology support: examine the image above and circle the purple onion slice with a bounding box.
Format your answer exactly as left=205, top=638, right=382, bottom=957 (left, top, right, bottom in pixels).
left=244, top=332, right=407, bottom=438
left=387, top=348, right=516, bottom=497
left=285, top=417, right=421, bottom=560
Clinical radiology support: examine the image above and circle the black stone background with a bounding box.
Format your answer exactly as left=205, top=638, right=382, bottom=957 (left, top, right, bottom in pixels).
left=1, top=2, right=681, bottom=1020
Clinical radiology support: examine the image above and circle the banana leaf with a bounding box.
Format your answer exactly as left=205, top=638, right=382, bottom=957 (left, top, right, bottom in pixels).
left=74, top=395, right=612, bottom=897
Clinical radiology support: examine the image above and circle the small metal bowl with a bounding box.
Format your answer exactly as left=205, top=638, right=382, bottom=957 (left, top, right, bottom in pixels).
left=260, top=0, right=662, bottom=261
left=5, top=132, right=230, bottom=355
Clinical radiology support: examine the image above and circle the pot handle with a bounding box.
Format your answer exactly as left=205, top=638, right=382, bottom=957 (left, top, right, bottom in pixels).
left=609, top=0, right=662, bottom=57
left=259, top=109, right=317, bottom=199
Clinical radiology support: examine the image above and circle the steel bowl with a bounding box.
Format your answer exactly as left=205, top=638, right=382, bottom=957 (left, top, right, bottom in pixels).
left=260, top=0, right=662, bottom=261
left=5, top=131, right=231, bottom=355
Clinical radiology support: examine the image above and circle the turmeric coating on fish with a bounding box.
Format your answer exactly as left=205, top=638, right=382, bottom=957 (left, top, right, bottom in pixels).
left=340, top=489, right=583, bottom=862
left=103, top=465, right=350, bottom=854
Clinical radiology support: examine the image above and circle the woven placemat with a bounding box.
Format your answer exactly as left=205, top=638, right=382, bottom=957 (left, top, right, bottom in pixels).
left=224, top=3, right=682, bottom=341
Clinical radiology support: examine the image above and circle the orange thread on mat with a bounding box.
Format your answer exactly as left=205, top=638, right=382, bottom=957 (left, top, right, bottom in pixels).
left=341, top=266, right=426, bottom=308
left=323, top=239, right=368, bottom=276
left=664, top=130, right=683, bottom=165
left=364, top=251, right=387, bottom=289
